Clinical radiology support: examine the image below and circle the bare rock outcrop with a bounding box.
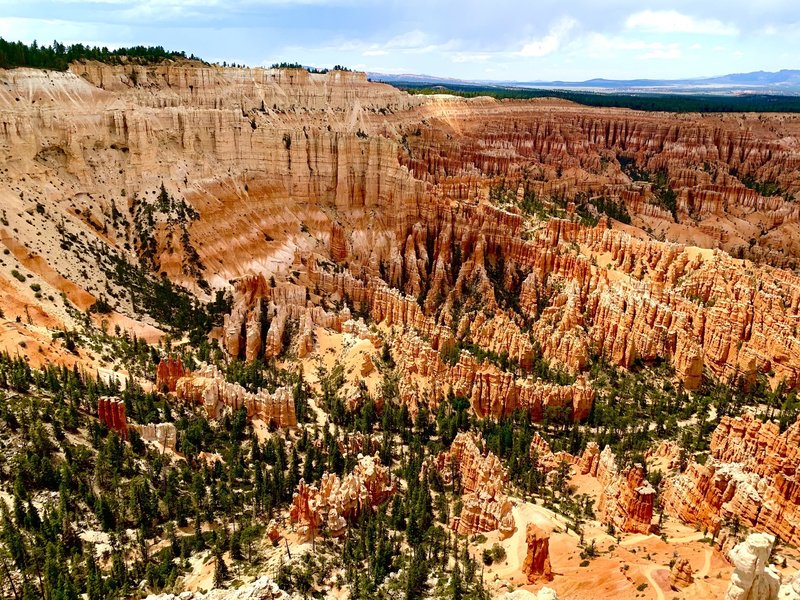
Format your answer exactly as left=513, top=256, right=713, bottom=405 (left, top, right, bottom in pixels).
left=523, top=523, right=553, bottom=583
left=156, top=357, right=186, bottom=393
left=391, top=330, right=594, bottom=423
left=289, top=454, right=395, bottom=538
left=598, top=461, right=656, bottom=535
left=97, top=396, right=128, bottom=439
left=435, top=431, right=508, bottom=494
left=578, top=441, right=601, bottom=476
left=502, top=589, right=558, bottom=600
left=130, top=422, right=177, bottom=450
left=670, top=557, right=694, bottom=590
left=143, top=576, right=288, bottom=600
left=780, top=571, right=800, bottom=600
left=725, top=533, right=781, bottom=600
left=663, top=414, right=800, bottom=545
left=175, top=364, right=296, bottom=428
left=433, top=432, right=515, bottom=538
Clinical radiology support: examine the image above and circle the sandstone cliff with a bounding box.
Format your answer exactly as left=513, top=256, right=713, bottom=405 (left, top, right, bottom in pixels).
left=175, top=364, right=296, bottom=428
left=663, top=414, right=800, bottom=545
left=289, top=454, right=395, bottom=538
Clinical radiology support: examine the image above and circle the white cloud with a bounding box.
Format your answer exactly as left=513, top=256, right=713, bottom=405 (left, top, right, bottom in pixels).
left=0, top=16, right=120, bottom=45
left=625, top=10, right=738, bottom=36
left=577, top=34, right=683, bottom=61
left=451, top=52, right=491, bottom=64
left=639, top=46, right=681, bottom=60
left=517, top=17, right=577, bottom=57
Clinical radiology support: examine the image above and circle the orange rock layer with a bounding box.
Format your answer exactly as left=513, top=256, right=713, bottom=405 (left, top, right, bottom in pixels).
left=289, top=454, right=395, bottom=538
left=663, top=414, right=800, bottom=545
left=175, top=364, right=296, bottom=428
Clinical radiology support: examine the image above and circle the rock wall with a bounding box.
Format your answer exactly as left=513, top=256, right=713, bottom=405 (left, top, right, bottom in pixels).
left=530, top=438, right=654, bottom=534
left=175, top=364, right=296, bottom=428
left=222, top=274, right=348, bottom=362
left=3, top=64, right=800, bottom=400
left=663, top=414, right=800, bottom=545
left=289, top=454, right=395, bottom=538
left=391, top=330, right=594, bottom=422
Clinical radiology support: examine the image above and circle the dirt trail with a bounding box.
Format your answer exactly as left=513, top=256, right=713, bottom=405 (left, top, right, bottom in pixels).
left=697, top=548, right=713, bottom=578
left=643, top=565, right=667, bottom=600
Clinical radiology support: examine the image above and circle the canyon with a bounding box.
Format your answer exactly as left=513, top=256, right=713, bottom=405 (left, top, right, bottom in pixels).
left=1, top=58, right=800, bottom=600
left=1, top=63, right=800, bottom=397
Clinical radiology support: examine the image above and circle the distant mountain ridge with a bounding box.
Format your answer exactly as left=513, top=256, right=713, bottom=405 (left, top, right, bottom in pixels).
left=370, top=69, right=800, bottom=94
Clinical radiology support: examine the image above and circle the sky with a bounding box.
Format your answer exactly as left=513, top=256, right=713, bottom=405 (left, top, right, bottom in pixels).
left=0, top=0, right=798, bottom=81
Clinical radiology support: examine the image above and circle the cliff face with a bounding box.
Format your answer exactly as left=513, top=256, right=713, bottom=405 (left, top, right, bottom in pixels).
left=289, top=454, right=395, bottom=538
left=663, top=414, right=800, bottom=545
left=175, top=364, right=297, bottom=428
left=2, top=63, right=800, bottom=400
left=433, top=432, right=515, bottom=538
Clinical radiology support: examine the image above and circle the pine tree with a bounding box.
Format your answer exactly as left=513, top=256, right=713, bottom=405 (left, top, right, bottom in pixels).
left=213, top=548, right=228, bottom=588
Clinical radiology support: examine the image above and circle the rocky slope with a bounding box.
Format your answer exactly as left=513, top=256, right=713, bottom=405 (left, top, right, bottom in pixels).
left=2, top=63, right=800, bottom=401
left=663, top=414, right=800, bottom=545
left=289, top=454, right=395, bottom=538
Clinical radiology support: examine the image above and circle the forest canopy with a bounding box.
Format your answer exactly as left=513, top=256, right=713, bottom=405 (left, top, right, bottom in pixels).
left=0, top=38, right=201, bottom=71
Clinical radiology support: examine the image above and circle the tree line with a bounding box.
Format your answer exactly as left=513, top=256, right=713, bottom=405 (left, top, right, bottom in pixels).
left=0, top=38, right=199, bottom=71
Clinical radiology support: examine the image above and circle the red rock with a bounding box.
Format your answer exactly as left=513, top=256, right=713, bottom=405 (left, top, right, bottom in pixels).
left=156, top=356, right=185, bottom=393
left=432, top=432, right=515, bottom=538
left=670, top=558, right=694, bottom=590
left=663, top=414, right=800, bottom=545
left=598, top=461, right=656, bottom=534
left=289, top=454, right=395, bottom=539
left=97, top=396, right=128, bottom=440
left=523, top=524, right=553, bottom=583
